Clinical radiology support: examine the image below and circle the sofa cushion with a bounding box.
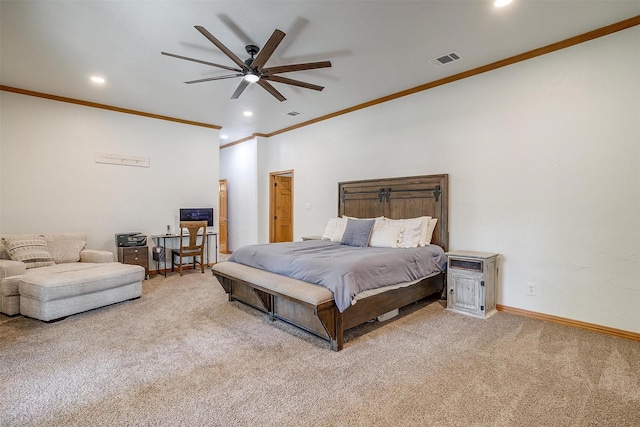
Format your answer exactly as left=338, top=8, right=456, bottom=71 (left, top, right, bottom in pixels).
left=45, top=235, right=87, bottom=263
left=1, top=235, right=55, bottom=269
left=80, top=249, right=114, bottom=263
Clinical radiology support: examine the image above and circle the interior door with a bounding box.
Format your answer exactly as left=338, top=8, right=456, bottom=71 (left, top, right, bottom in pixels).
left=270, top=172, right=293, bottom=243
left=218, top=179, right=228, bottom=254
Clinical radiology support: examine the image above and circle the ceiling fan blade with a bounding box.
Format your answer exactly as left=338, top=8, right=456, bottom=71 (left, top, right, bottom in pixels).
left=257, top=80, right=286, bottom=102
left=231, top=79, right=250, bottom=99
left=161, top=52, right=243, bottom=72
left=264, top=75, right=324, bottom=91
left=185, top=74, right=244, bottom=84
left=195, top=25, right=247, bottom=69
left=265, top=61, right=332, bottom=74
left=250, top=29, right=286, bottom=71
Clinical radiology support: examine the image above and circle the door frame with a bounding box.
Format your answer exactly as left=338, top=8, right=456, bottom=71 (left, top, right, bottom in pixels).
left=218, top=179, right=228, bottom=254
left=269, top=169, right=294, bottom=243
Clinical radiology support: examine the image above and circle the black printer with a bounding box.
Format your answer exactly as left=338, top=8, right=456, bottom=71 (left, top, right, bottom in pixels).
left=115, top=232, right=147, bottom=247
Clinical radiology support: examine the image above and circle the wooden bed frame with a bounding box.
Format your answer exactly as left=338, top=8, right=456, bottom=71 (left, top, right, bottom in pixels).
left=213, top=174, right=449, bottom=351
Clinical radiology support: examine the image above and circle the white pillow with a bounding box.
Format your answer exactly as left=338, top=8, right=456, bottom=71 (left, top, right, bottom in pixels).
left=321, top=218, right=338, bottom=240
left=321, top=217, right=349, bottom=242
left=331, top=217, right=348, bottom=242
left=418, top=216, right=432, bottom=246
left=369, top=225, right=404, bottom=248
left=384, top=217, right=423, bottom=248
left=421, top=218, right=438, bottom=245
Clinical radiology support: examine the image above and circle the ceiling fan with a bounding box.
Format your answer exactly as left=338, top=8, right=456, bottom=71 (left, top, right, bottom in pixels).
left=162, top=26, right=332, bottom=102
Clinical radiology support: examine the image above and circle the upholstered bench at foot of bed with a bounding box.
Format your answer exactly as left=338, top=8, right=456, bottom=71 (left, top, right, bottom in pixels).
left=19, top=263, right=145, bottom=322
left=213, top=261, right=334, bottom=306
left=212, top=261, right=344, bottom=349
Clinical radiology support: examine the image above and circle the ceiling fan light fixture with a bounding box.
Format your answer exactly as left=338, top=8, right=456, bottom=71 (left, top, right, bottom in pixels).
left=244, top=72, right=260, bottom=83
left=163, top=26, right=331, bottom=101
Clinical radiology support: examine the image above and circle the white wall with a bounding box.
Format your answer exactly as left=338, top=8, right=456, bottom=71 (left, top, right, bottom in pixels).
left=219, top=138, right=260, bottom=251
left=0, top=92, right=220, bottom=262
left=224, top=27, right=640, bottom=333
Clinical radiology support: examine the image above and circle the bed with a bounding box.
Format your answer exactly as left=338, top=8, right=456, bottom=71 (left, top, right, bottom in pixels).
left=212, top=174, right=449, bottom=351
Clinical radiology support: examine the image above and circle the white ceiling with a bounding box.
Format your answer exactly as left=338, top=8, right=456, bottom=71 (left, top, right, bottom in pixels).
left=2, top=1, right=639, bottom=144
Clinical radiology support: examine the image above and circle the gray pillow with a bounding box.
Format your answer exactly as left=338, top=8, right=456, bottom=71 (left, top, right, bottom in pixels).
left=341, top=219, right=375, bottom=247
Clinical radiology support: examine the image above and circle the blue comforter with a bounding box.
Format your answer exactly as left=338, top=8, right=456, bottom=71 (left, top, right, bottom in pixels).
left=229, top=240, right=447, bottom=312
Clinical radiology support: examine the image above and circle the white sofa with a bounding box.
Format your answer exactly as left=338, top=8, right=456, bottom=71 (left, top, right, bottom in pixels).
left=0, top=233, right=144, bottom=321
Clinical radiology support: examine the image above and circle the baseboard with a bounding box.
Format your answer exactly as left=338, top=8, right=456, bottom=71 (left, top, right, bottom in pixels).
left=496, top=304, right=640, bottom=342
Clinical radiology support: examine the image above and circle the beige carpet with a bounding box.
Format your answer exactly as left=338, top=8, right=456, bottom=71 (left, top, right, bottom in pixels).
left=1, top=270, right=638, bottom=426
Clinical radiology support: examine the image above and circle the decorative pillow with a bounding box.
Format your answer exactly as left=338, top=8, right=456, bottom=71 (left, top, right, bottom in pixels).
left=0, top=233, right=38, bottom=260
left=418, top=216, right=433, bottom=246
left=369, top=225, right=404, bottom=248
left=421, top=218, right=438, bottom=246
left=384, top=217, right=423, bottom=248
left=341, top=219, right=375, bottom=247
left=344, top=215, right=385, bottom=229
left=1, top=235, right=55, bottom=268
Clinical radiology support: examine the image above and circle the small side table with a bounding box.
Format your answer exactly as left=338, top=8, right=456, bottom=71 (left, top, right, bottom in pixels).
left=446, top=250, right=499, bottom=319
left=118, top=246, right=149, bottom=279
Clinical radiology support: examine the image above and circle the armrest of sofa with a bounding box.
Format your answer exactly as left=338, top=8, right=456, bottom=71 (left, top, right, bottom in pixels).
left=80, top=249, right=114, bottom=263
left=0, top=259, right=27, bottom=280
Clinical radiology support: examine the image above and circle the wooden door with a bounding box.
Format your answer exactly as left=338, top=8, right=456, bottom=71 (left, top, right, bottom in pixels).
left=218, top=179, right=228, bottom=254
left=270, top=172, right=293, bottom=243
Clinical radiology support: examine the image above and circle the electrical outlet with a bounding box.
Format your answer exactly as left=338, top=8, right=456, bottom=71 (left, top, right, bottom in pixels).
left=527, top=283, right=536, bottom=296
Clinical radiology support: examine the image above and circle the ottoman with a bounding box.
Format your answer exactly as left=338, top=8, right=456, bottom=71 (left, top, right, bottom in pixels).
left=19, top=263, right=145, bottom=321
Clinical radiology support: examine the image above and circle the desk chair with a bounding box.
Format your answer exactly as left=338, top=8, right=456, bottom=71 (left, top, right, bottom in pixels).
left=171, top=221, right=207, bottom=276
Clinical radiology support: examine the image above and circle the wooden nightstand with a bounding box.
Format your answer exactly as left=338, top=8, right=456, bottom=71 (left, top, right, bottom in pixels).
left=446, top=250, right=499, bottom=319
left=118, top=246, right=149, bottom=279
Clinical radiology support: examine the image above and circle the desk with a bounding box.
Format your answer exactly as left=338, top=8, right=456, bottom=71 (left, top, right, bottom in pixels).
left=150, top=232, right=218, bottom=276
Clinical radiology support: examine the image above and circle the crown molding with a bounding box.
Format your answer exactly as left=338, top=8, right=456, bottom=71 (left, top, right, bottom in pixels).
left=223, top=15, right=640, bottom=148
left=0, top=85, right=221, bottom=130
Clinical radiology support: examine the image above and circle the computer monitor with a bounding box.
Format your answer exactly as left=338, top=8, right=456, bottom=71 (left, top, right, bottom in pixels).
left=179, top=208, right=214, bottom=227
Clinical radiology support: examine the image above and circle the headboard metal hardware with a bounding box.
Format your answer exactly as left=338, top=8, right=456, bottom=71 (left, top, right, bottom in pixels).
left=434, top=185, right=441, bottom=202
left=377, top=188, right=391, bottom=202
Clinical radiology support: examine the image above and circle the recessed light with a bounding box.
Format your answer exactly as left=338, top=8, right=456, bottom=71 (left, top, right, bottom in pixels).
left=494, top=0, right=513, bottom=7
left=220, top=134, right=229, bottom=140
left=243, top=111, right=253, bottom=117
left=90, top=76, right=105, bottom=84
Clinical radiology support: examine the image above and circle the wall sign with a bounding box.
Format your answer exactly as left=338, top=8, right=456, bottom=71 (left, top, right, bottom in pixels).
left=95, top=152, right=150, bottom=168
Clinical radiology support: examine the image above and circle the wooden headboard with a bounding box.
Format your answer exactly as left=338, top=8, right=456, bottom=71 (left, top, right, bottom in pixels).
left=338, top=174, right=449, bottom=251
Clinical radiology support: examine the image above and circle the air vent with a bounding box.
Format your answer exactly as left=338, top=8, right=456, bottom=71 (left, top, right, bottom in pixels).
left=428, top=52, right=462, bottom=67
left=286, top=111, right=301, bottom=116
